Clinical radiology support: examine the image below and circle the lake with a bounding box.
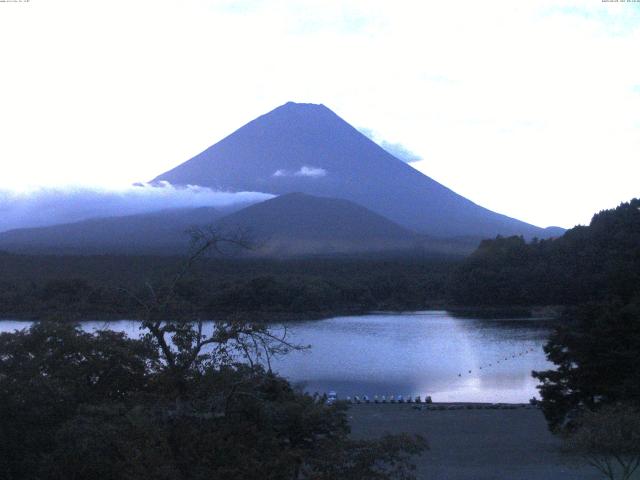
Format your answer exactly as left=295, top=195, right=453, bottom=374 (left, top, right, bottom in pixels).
left=0, top=311, right=554, bottom=403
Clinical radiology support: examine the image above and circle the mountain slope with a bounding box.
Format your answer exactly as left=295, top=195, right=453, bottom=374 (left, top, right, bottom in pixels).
left=0, top=207, right=223, bottom=254
left=153, top=102, right=558, bottom=239
left=0, top=193, right=476, bottom=256
left=214, top=192, right=421, bottom=255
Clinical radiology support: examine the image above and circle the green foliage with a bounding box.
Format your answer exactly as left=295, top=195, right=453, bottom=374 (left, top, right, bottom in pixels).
left=449, top=198, right=640, bottom=306
left=0, top=323, right=154, bottom=479
left=0, top=322, right=426, bottom=480
left=0, top=256, right=455, bottom=319
left=533, top=299, right=640, bottom=431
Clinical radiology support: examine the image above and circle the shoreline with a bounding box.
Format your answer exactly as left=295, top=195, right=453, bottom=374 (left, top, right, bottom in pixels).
left=346, top=401, right=538, bottom=409
left=0, top=305, right=563, bottom=323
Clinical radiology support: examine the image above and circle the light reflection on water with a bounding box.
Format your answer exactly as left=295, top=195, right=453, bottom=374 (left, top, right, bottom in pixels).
left=268, top=311, right=554, bottom=403
left=0, top=311, right=554, bottom=403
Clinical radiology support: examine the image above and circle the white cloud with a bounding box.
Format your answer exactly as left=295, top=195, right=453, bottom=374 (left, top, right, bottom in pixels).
left=294, top=166, right=327, bottom=178
left=0, top=183, right=273, bottom=233
left=272, top=166, right=327, bottom=178
left=359, top=128, right=422, bottom=163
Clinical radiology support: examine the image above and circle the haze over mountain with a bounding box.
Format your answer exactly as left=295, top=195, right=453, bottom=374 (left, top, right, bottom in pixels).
left=0, top=183, right=273, bottom=233
left=153, top=102, right=561, bottom=239
left=0, top=207, right=223, bottom=255
left=0, top=193, right=479, bottom=256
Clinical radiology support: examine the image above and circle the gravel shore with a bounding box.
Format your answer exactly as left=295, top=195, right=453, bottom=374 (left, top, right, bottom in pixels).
left=348, top=404, right=601, bottom=480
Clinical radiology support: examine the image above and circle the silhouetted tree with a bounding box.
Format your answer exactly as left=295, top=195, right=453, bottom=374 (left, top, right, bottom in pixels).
left=533, top=299, right=640, bottom=431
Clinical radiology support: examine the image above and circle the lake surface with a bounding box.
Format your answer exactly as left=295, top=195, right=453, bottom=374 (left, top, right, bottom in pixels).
left=0, top=311, right=554, bottom=403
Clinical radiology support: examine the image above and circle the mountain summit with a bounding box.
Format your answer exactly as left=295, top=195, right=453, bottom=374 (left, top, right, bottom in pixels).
left=153, top=102, right=555, bottom=238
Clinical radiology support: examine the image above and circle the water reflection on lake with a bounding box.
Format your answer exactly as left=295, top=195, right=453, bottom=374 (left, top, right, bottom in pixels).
left=0, top=311, right=554, bottom=403
left=269, top=311, right=554, bottom=403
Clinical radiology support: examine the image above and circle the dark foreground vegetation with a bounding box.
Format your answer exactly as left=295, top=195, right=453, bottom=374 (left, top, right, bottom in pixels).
left=0, top=321, right=425, bottom=479
left=0, top=235, right=426, bottom=480
left=533, top=298, right=640, bottom=427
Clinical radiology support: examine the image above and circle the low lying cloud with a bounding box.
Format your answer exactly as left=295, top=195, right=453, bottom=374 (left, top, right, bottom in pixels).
left=359, top=128, right=422, bottom=163
left=272, top=166, right=327, bottom=178
left=0, top=182, right=274, bottom=233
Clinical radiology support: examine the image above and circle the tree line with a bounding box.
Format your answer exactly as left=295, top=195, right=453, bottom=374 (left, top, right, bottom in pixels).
left=0, top=255, right=455, bottom=320
left=448, top=199, right=640, bottom=307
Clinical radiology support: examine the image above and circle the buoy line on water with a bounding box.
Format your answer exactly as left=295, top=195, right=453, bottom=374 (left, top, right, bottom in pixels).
left=313, top=347, right=540, bottom=406
left=456, top=346, right=537, bottom=377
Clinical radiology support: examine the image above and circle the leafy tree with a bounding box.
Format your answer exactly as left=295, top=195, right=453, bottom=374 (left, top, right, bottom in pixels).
left=533, top=299, right=640, bottom=431
left=0, top=322, right=153, bottom=479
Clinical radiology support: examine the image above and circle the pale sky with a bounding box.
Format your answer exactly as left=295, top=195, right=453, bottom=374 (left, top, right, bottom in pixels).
left=1, top=0, right=638, bottom=228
